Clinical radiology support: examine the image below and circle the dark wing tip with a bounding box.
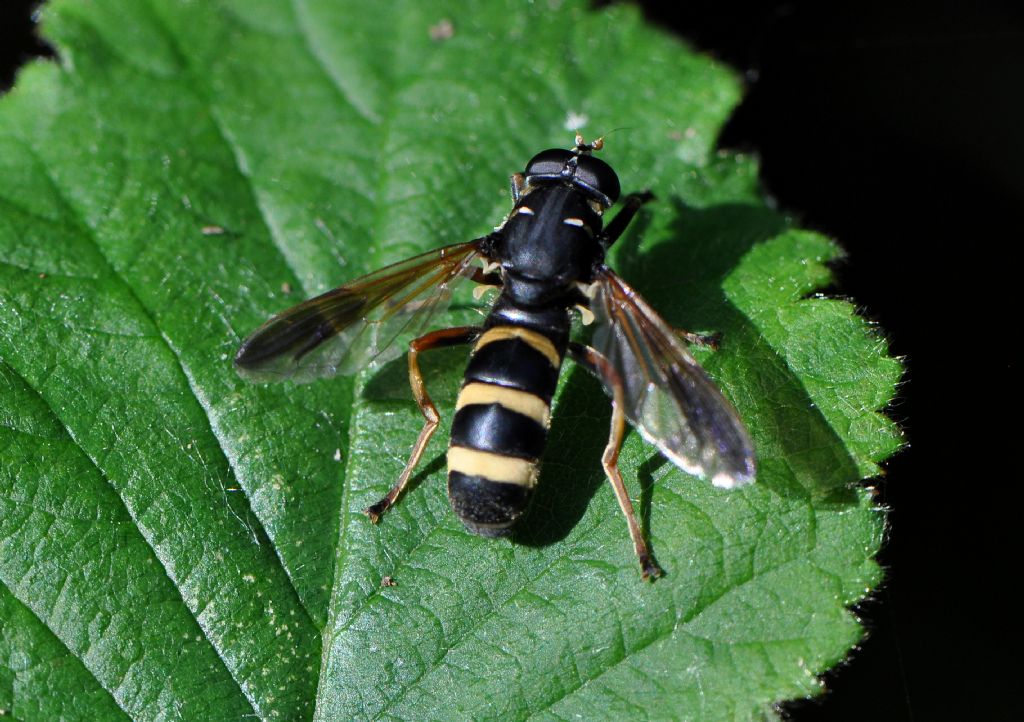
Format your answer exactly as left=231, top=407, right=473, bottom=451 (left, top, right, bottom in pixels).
left=232, top=337, right=291, bottom=383
left=232, top=317, right=311, bottom=383
left=707, top=428, right=757, bottom=488
left=710, top=459, right=757, bottom=489
left=233, top=323, right=287, bottom=369
left=231, top=299, right=348, bottom=382
left=233, top=337, right=261, bottom=370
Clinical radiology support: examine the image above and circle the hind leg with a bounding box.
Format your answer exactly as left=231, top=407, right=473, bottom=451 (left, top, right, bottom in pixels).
left=570, top=342, right=663, bottom=580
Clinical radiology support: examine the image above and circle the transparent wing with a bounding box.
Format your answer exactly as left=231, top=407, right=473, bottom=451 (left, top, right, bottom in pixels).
left=235, top=240, right=486, bottom=383
left=589, top=269, right=756, bottom=488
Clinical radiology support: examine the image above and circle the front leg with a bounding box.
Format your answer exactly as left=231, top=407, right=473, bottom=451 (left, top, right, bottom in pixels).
left=599, top=190, right=655, bottom=248
left=364, top=326, right=481, bottom=521
left=509, top=172, right=526, bottom=203
left=467, top=266, right=502, bottom=287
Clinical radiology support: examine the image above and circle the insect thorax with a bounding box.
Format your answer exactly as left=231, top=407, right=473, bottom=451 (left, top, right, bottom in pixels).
left=494, top=185, right=605, bottom=307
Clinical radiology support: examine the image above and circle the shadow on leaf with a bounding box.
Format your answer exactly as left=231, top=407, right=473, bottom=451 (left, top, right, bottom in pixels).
left=517, top=197, right=860, bottom=550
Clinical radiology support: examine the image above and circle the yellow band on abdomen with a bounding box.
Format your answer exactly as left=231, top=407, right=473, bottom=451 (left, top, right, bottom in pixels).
left=474, top=326, right=561, bottom=368
left=455, top=382, right=551, bottom=427
left=447, top=446, right=539, bottom=487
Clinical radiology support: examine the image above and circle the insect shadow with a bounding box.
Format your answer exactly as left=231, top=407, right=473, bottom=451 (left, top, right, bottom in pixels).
left=633, top=199, right=861, bottom=507
left=515, top=197, right=860, bottom=549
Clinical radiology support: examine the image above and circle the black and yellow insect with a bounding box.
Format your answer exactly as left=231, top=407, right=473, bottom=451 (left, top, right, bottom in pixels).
left=235, top=134, right=755, bottom=579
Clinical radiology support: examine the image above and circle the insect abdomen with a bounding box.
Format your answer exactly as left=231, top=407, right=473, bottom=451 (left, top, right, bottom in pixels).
left=448, top=315, right=566, bottom=536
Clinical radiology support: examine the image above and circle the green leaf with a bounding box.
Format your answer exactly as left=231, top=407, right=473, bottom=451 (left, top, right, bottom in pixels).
left=0, top=1, right=902, bottom=720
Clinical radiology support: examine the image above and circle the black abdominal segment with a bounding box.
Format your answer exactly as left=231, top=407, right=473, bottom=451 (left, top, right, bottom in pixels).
left=447, top=299, right=570, bottom=534
left=447, top=472, right=535, bottom=538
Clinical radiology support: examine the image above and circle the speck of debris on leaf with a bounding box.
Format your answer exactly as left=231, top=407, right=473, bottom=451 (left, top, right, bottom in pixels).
left=381, top=576, right=397, bottom=587
left=281, top=282, right=292, bottom=294
left=201, top=225, right=225, bottom=235
left=429, top=18, right=454, bottom=41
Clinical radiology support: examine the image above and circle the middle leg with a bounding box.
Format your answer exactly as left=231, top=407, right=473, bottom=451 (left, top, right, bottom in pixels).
left=364, top=326, right=481, bottom=522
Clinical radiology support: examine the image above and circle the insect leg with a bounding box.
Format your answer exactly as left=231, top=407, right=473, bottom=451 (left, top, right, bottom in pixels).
left=467, top=266, right=502, bottom=286
left=509, top=172, right=526, bottom=203
left=600, top=190, right=655, bottom=247
left=569, top=342, right=663, bottom=580
left=364, top=326, right=481, bottom=522
left=677, top=328, right=722, bottom=349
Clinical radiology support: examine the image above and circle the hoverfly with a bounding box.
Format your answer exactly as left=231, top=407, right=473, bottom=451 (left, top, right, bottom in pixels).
left=235, top=134, right=755, bottom=579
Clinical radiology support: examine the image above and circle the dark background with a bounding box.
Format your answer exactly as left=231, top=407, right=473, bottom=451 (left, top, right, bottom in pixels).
left=2, top=1, right=1019, bottom=719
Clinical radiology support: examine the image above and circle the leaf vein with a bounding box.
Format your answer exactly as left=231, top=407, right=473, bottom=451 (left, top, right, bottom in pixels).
left=9, top=133, right=270, bottom=713
left=0, top=359, right=254, bottom=719
left=290, top=0, right=380, bottom=125
left=131, top=0, right=334, bottom=634
left=0, top=577, right=131, bottom=720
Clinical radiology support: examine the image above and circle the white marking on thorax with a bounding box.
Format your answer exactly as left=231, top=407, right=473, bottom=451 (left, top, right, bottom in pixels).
left=575, top=305, right=595, bottom=325
left=574, top=281, right=599, bottom=325
left=575, top=280, right=600, bottom=300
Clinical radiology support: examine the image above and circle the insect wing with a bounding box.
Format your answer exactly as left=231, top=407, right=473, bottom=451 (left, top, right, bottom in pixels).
left=235, top=241, right=484, bottom=383
left=589, top=270, right=756, bottom=488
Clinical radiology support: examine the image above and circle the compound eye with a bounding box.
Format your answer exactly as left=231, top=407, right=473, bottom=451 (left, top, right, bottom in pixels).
left=524, top=148, right=574, bottom=179
left=574, top=155, right=621, bottom=205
